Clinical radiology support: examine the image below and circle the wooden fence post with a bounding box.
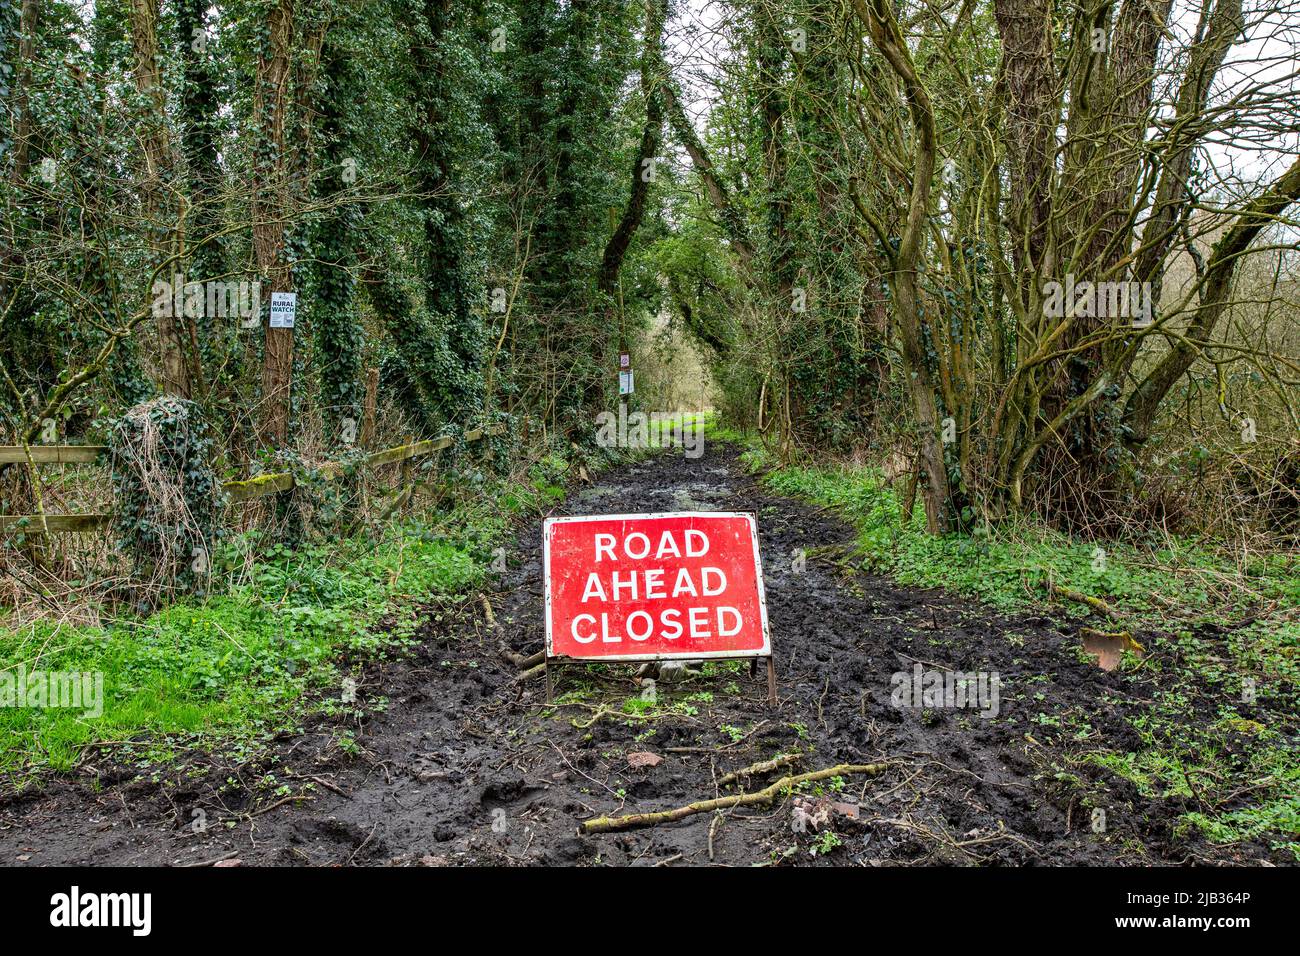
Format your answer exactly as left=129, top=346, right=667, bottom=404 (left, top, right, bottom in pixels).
left=361, top=367, right=379, bottom=449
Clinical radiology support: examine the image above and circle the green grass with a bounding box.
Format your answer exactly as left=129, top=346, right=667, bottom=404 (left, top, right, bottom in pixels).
left=0, top=461, right=570, bottom=785
left=724, top=436, right=1297, bottom=627
left=711, top=425, right=1300, bottom=860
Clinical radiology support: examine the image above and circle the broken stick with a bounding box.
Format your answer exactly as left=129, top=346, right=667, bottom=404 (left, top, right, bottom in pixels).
left=717, top=753, right=802, bottom=788
left=501, top=648, right=545, bottom=670
left=579, top=762, right=889, bottom=834
left=1045, top=575, right=1123, bottom=619
left=512, top=660, right=546, bottom=683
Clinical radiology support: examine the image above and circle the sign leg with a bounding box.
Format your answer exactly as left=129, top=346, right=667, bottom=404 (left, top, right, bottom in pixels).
left=766, top=655, right=777, bottom=707
left=545, top=660, right=554, bottom=704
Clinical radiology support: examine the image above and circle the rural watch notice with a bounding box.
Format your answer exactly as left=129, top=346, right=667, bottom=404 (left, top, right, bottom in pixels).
left=544, top=512, right=770, bottom=661
left=269, top=291, right=297, bottom=328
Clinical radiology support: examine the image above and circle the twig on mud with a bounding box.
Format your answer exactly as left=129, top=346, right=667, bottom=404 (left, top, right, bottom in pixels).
left=1181, top=766, right=1208, bottom=810
left=895, top=650, right=957, bottom=672
left=708, top=812, right=723, bottom=860
left=246, top=793, right=315, bottom=819
left=654, top=853, right=684, bottom=866
left=871, top=766, right=923, bottom=803
left=306, top=774, right=349, bottom=798
left=346, top=823, right=379, bottom=865
left=570, top=705, right=616, bottom=729
left=513, top=660, right=546, bottom=682
left=361, top=754, right=395, bottom=785
left=915, top=756, right=1033, bottom=792
left=717, top=753, right=802, bottom=788
left=954, top=821, right=1040, bottom=856
left=117, top=792, right=137, bottom=830
left=502, top=647, right=544, bottom=669
left=869, top=812, right=1040, bottom=861
left=665, top=719, right=770, bottom=753
left=174, top=849, right=240, bottom=868
left=579, top=762, right=890, bottom=834
left=547, top=739, right=626, bottom=805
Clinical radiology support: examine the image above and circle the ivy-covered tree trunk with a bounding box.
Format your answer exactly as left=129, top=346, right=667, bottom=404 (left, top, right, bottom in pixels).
left=355, top=0, right=493, bottom=441
left=253, top=0, right=295, bottom=446
left=312, top=23, right=362, bottom=447
left=852, top=0, right=949, bottom=531
left=4, top=0, right=36, bottom=182
left=130, top=0, right=193, bottom=399
left=530, top=0, right=631, bottom=428
left=176, top=0, right=230, bottom=389
left=411, top=0, right=485, bottom=427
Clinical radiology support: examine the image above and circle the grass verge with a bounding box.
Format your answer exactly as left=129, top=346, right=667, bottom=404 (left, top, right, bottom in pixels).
left=713, top=425, right=1300, bottom=861
left=0, top=450, right=584, bottom=786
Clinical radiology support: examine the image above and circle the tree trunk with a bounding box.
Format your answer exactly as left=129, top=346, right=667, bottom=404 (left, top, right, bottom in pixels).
left=130, top=0, right=192, bottom=399
left=992, top=0, right=1057, bottom=282
left=177, top=0, right=228, bottom=389
left=598, top=0, right=667, bottom=301
left=254, top=0, right=294, bottom=447
left=8, top=0, right=38, bottom=184
left=852, top=0, right=949, bottom=531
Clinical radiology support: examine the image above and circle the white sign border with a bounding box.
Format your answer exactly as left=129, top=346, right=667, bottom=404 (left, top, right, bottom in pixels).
left=269, top=290, right=297, bottom=329
left=542, top=511, right=772, bottom=662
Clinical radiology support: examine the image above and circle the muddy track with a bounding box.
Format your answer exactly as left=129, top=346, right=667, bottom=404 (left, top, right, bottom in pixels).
left=0, top=443, right=1279, bottom=866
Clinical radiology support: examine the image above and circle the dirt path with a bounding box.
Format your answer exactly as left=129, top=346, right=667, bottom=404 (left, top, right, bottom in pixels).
left=0, top=444, right=1266, bottom=866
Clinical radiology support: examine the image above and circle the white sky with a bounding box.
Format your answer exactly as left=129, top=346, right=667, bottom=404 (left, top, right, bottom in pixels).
left=667, top=0, right=1299, bottom=191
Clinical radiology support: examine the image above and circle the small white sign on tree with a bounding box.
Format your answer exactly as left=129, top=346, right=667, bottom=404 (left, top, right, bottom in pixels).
left=269, top=291, right=298, bottom=329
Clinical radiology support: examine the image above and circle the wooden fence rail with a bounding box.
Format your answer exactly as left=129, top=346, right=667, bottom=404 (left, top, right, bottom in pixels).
left=0, top=424, right=505, bottom=534
left=0, top=446, right=107, bottom=465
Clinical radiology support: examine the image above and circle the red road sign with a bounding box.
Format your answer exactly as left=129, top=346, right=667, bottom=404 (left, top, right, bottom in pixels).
left=544, top=512, right=770, bottom=661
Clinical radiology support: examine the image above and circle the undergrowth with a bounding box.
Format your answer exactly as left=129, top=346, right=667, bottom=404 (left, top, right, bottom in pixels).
left=0, top=444, right=600, bottom=785
left=713, top=425, right=1300, bottom=861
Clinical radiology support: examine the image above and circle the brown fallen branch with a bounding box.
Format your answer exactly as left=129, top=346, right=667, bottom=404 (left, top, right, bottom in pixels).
left=570, top=705, right=616, bottom=729
left=579, top=762, right=889, bottom=834
left=707, top=812, right=723, bottom=860
left=501, top=648, right=545, bottom=670
left=174, top=850, right=241, bottom=868
left=717, top=753, right=802, bottom=788
left=1044, top=574, right=1124, bottom=620
left=246, top=793, right=314, bottom=819
left=513, top=660, right=547, bottom=683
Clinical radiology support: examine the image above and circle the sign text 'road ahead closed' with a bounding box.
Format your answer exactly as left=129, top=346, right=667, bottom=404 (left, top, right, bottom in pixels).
left=544, top=512, right=770, bottom=661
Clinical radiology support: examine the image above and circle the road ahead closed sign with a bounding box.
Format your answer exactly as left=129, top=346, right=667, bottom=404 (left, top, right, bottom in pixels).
left=544, top=512, right=770, bottom=661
